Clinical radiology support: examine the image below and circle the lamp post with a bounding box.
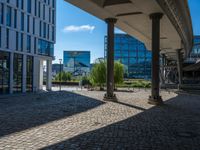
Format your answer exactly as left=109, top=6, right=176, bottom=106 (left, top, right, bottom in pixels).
left=59, top=59, right=62, bottom=91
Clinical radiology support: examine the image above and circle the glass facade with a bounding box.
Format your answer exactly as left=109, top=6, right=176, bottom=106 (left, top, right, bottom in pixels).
left=0, top=3, right=4, bottom=24
left=188, top=36, right=200, bottom=61
left=38, top=39, right=54, bottom=57
left=26, top=56, right=33, bottom=92
left=0, top=1, right=56, bottom=94
left=63, top=51, right=91, bottom=76
left=105, top=34, right=152, bottom=79
left=13, top=53, right=23, bottom=93
left=0, top=51, right=10, bottom=94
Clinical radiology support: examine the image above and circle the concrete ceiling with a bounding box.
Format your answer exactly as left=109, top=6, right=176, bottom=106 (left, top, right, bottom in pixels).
left=64, top=0, right=193, bottom=61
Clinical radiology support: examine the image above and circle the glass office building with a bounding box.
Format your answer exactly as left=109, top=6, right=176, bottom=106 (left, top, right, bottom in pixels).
left=0, top=0, right=56, bottom=94
left=63, top=51, right=91, bottom=76
left=190, top=36, right=200, bottom=61
left=105, top=34, right=152, bottom=79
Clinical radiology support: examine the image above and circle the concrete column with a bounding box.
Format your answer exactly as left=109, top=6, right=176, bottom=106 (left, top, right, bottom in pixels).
left=9, top=52, right=14, bottom=94
left=46, top=60, right=52, bottom=91
left=176, top=49, right=183, bottom=88
left=148, top=13, right=163, bottom=105
left=22, top=55, right=27, bottom=93
left=39, top=60, right=44, bottom=90
left=104, top=18, right=117, bottom=101
left=161, top=54, right=165, bottom=85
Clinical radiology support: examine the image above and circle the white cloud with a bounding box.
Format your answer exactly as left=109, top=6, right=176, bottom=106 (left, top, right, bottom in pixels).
left=63, top=25, right=95, bottom=33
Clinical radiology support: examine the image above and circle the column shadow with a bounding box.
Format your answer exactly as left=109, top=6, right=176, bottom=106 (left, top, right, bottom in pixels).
left=41, top=93, right=200, bottom=150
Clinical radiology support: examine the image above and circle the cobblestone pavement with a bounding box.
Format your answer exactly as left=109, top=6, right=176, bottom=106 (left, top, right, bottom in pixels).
left=0, top=90, right=200, bottom=150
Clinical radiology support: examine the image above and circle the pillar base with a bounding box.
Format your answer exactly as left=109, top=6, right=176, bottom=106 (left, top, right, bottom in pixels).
left=148, top=96, right=163, bottom=105
left=103, top=93, right=117, bottom=102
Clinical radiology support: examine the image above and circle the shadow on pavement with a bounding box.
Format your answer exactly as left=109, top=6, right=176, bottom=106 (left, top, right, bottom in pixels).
left=41, top=93, right=200, bottom=150
left=0, top=91, right=105, bottom=137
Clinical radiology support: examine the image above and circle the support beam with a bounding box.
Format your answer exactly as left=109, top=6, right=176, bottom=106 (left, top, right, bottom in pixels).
left=148, top=13, right=163, bottom=105
left=104, top=18, right=117, bottom=101
left=176, top=49, right=183, bottom=88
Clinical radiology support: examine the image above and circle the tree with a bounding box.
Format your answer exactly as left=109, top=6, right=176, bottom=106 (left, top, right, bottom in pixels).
left=55, top=72, right=72, bottom=82
left=90, top=61, right=124, bottom=90
left=90, top=61, right=106, bottom=90
left=114, top=61, right=124, bottom=89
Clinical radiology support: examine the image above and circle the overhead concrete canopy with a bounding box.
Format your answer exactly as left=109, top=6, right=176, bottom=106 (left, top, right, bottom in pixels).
left=64, top=0, right=193, bottom=61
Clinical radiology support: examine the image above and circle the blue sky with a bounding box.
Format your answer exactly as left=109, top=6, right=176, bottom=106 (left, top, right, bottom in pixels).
left=54, top=0, right=200, bottom=64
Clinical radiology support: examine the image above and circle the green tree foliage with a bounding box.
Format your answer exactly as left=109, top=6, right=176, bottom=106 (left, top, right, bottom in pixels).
left=55, top=72, right=72, bottom=82
left=90, top=61, right=124, bottom=89
left=114, top=61, right=124, bottom=85
left=90, top=61, right=106, bottom=89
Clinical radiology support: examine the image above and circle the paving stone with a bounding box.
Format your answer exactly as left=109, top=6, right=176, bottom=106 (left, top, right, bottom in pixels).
left=0, top=90, right=200, bottom=150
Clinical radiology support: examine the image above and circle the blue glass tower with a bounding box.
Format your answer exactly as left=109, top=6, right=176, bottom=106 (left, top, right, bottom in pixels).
left=105, top=34, right=152, bottom=79
left=63, top=51, right=91, bottom=76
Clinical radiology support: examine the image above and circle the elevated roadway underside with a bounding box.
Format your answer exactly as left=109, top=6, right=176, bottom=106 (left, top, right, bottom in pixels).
left=65, top=0, right=193, bottom=61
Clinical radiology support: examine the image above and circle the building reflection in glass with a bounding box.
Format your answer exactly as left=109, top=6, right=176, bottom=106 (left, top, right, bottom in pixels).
left=105, top=34, right=152, bottom=79
left=0, top=51, right=10, bottom=94
left=63, top=51, right=90, bottom=76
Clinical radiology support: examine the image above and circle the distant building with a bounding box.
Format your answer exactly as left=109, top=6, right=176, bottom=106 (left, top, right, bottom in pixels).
left=188, top=36, right=200, bottom=62
left=63, top=51, right=90, bottom=76
left=52, top=64, right=63, bottom=77
left=105, top=34, right=152, bottom=79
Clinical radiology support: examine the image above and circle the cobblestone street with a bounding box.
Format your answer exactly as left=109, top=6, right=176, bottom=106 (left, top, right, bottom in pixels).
left=0, top=90, right=200, bottom=150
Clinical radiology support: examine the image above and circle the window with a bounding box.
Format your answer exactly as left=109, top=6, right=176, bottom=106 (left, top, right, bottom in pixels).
left=26, top=56, right=33, bottom=92
left=0, top=27, right=1, bottom=47
left=16, top=0, right=19, bottom=8
left=49, top=8, right=51, bottom=22
left=14, top=9, right=17, bottom=28
left=52, top=0, right=55, bottom=8
left=13, top=53, right=23, bottom=93
left=0, top=51, right=10, bottom=94
left=47, top=24, right=49, bottom=39
left=27, top=35, right=31, bottom=53
left=35, top=0, right=37, bottom=16
left=21, top=33, right=23, bottom=51
left=6, top=6, right=11, bottom=27
left=0, top=3, right=3, bottom=24
left=21, top=0, right=24, bottom=9
left=16, top=32, right=19, bottom=51
left=39, top=21, right=42, bottom=37
left=43, top=22, right=46, bottom=38
left=6, top=29, right=9, bottom=49
left=52, top=26, right=54, bottom=41
left=27, top=0, right=31, bottom=13
left=43, top=4, right=45, bottom=20
left=38, top=1, right=40, bottom=18
left=33, top=18, right=35, bottom=34
left=38, top=39, right=54, bottom=56
left=21, top=12, right=24, bottom=31
left=34, top=37, right=37, bottom=54
left=52, top=9, right=54, bottom=24
left=27, top=15, right=30, bottom=32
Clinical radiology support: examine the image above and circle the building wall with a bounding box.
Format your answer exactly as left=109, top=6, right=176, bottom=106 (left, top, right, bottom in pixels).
left=63, top=51, right=91, bottom=76
left=104, top=34, right=152, bottom=79
left=0, top=0, right=56, bottom=94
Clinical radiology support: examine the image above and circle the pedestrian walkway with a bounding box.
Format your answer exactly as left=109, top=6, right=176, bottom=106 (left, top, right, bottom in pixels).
left=0, top=90, right=200, bottom=149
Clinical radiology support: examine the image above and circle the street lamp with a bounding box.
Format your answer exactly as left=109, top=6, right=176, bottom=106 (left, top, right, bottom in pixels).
left=59, top=59, right=62, bottom=91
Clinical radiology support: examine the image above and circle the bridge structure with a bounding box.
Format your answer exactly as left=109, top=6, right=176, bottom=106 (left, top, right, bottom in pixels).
left=65, top=0, right=193, bottom=105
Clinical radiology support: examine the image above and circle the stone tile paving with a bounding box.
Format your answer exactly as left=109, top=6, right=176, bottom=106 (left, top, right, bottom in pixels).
left=0, top=90, right=200, bottom=150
